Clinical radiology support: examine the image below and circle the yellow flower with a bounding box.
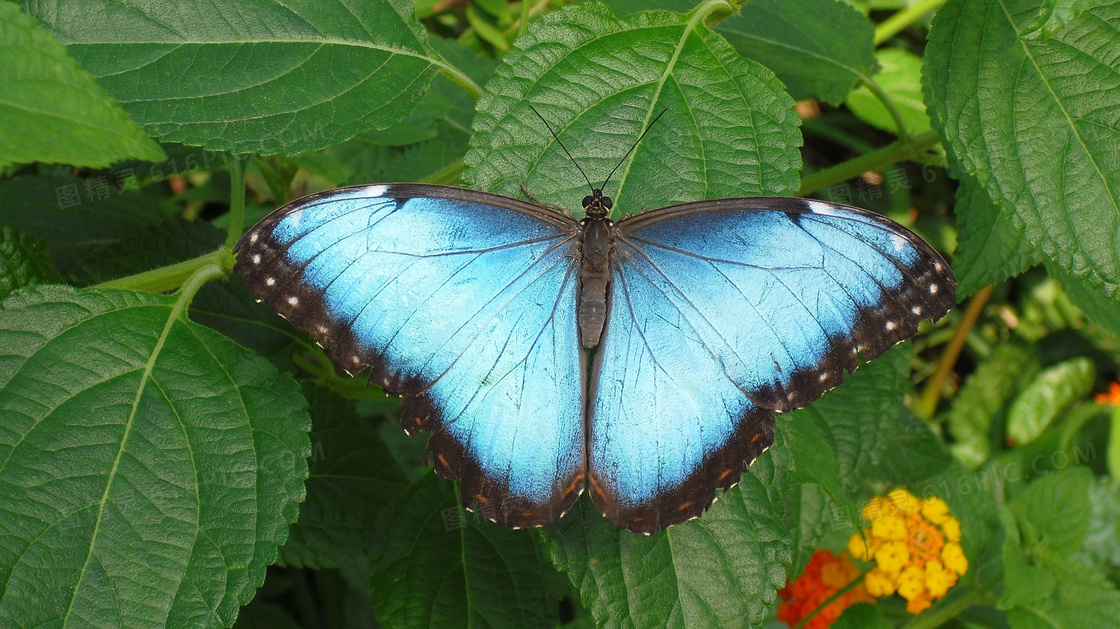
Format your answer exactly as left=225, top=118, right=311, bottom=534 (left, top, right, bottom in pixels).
left=872, top=514, right=907, bottom=541
left=941, top=543, right=968, bottom=575
left=864, top=568, right=897, bottom=597
left=941, top=516, right=962, bottom=542
left=889, top=488, right=921, bottom=515
left=924, top=560, right=957, bottom=598
left=848, top=488, right=968, bottom=615
left=875, top=541, right=910, bottom=574
left=921, top=497, right=950, bottom=525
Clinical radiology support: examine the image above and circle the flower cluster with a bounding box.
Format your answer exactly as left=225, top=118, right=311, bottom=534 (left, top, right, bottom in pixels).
left=848, top=489, right=968, bottom=613
left=777, top=549, right=874, bottom=629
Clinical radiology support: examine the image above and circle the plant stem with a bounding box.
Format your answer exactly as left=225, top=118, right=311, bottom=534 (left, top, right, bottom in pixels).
left=437, top=61, right=484, bottom=100
left=223, top=155, right=249, bottom=251
left=875, top=0, right=946, bottom=45
left=859, top=75, right=911, bottom=141
left=918, top=285, right=993, bottom=418
left=173, top=263, right=226, bottom=311
left=798, top=129, right=940, bottom=196
left=95, top=249, right=234, bottom=293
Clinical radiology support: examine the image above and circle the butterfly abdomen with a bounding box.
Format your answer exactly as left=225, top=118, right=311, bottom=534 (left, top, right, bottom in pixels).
left=578, top=215, right=613, bottom=348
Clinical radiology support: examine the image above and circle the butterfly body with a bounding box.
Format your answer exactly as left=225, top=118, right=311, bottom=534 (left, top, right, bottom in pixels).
left=235, top=183, right=955, bottom=533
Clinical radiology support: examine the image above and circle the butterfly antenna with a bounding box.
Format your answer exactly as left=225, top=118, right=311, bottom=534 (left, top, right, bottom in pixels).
left=601, top=108, right=667, bottom=188
left=529, top=105, right=595, bottom=194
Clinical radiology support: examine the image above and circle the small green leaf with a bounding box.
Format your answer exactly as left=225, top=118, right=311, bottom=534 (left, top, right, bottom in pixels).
left=1005, top=563, right=1120, bottom=629
left=22, top=0, right=445, bottom=155
left=0, top=226, right=63, bottom=300
left=833, top=603, right=891, bottom=629
left=925, top=0, right=1120, bottom=298
left=1007, top=357, right=1095, bottom=446
left=0, top=285, right=311, bottom=627
left=1010, top=467, right=1092, bottom=556
left=845, top=47, right=931, bottom=135
left=948, top=338, right=1040, bottom=468
left=366, top=474, right=560, bottom=628
left=545, top=445, right=792, bottom=629
left=0, top=1, right=164, bottom=167
left=0, top=175, right=167, bottom=273
left=464, top=2, right=802, bottom=218
left=717, top=0, right=878, bottom=106
left=1000, top=506, right=1057, bottom=610
left=953, top=174, right=1043, bottom=298
left=279, top=385, right=409, bottom=569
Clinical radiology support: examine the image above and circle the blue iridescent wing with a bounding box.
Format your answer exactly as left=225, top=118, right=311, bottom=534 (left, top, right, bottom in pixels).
left=235, top=184, right=586, bottom=528
left=588, top=198, right=955, bottom=532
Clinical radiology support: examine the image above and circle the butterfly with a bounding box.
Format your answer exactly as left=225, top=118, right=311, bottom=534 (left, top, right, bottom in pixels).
left=234, top=128, right=955, bottom=534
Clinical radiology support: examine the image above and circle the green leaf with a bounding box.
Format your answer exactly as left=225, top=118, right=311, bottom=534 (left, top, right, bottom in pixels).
left=1048, top=262, right=1120, bottom=339
left=866, top=410, right=953, bottom=486
left=717, top=0, right=877, bottom=106
left=792, top=343, right=914, bottom=494
left=0, top=174, right=168, bottom=273
left=1000, top=505, right=1057, bottom=610
left=1005, top=562, right=1120, bottom=629
left=22, top=0, right=445, bottom=155
left=833, top=603, right=891, bottom=629
left=0, top=285, right=311, bottom=627
left=948, top=338, right=1040, bottom=468
left=1006, top=357, right=1095, bottom=446
left=1085, top=476, right=1120, bottom=575
left=1023, top=0, right=1094, bottom=37
left=463, top=2, right=802, bottom=219
left=545, top=445, right=792, bottom=629
left=924, top=0, right=1120, bottom=298
left=366, top=474, right=560, bottom=629
left=0, top=226, right=63, bottom=300
left=279, top=385, right=409, bottom=569
left=68, top=218, right=225, bottom=285
left=953, top=173, right=1044, bottom=298
left=784, top=483, right=842, bottom=577
left=845, top=47, right=931, bottom=135
left=1009, top=467, right=1092, bottom=556
left=190, top=281, right=310, bottom=374
left=0, top=1, right=164, bottom=167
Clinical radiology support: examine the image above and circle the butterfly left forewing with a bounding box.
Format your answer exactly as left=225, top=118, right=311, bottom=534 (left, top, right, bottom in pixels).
left=235, top=184, right=587, bottom=528
left=587, top=197, right=955, bottom=532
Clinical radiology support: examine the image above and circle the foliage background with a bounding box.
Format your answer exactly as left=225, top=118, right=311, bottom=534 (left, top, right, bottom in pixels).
left=1, top=0, right=1119, bottom=627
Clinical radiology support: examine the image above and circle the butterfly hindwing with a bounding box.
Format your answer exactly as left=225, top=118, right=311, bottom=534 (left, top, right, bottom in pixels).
left=588, top=197, right=955, bottom=532
left=235, top=184, right=587, bottom=528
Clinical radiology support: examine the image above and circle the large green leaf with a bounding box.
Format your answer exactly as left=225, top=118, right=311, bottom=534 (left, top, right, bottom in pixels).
left=22, top=0, right=445, bottom=155
left=925, top=0, right=1120, bottom=298
left=953, top=174, right=1043, bottom=298
left=0, top=226, right=63, bottom=300
left=278, top=385, right=409, bottom=569
left=365, top=474, right=560, bottom=629
left=544, top=444, right=792, bottom=629
left=463, top=1, right=802, bottom=219
left=0, top=175, right=168, bottom=274
left=717, top=0, right=877, bottom=106
left=0, top=285, right=310, bottom=627
left=0, top=1, right=164, bottom=167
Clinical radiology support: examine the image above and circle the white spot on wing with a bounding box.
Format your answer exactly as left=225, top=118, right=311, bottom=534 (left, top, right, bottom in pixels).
left=912, top=305, right=922, bottom=315
left=807, top=200, right=844, bottom=217
left=288, top=296, right=298, bottom=306
left=367, top=184, right=389, bottom=197
left=891, top=233, right=907, bottom=252
left=249, top=233, right=259, bottom=243
left=252, top=254, right=261, bottom=264
left=885, top=321, right=897, bottom=331
left=930, top=284, right=939, bottom=294
left=266, top=277, right=276, bottom=286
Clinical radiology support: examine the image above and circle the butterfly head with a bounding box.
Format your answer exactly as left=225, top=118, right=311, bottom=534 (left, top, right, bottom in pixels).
left=583, top=188, right=613, bottom=220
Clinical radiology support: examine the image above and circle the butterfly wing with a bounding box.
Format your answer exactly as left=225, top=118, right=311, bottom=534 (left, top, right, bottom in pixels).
left=588, top=198, right=955, bottom=532
left=235, top=184, right=586, bottom=528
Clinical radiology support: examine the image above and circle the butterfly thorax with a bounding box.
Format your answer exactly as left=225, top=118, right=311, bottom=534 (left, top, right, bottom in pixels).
left=578, top=189, right=614, bottom=348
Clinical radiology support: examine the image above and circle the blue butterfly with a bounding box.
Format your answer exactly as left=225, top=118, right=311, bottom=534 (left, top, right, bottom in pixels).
left=235, top=174, right=954, bottom=534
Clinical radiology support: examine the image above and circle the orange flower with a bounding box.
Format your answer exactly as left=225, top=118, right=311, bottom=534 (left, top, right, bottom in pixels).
left=1096, top=382, right=1120, bottom=405
left=848, top=490, right=968, bottom=614
left=778, top=550, right=874, bottom=629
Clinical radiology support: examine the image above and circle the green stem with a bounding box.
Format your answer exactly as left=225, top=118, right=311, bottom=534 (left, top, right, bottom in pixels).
left=918, top=285, right=991, bottom=418
left=694, top=0, right=736, bottom=26
left=173, top=263, right=226, bottom=311
left=798, top=129, right=940, bottom=196
left=517, top=0, right=530, bottom=39
left=437, top=61, right=484, bottom=100
left=860, top=76, right=911, bottom=141
left=223, top=155, right=249, bottom=251
left=875, top=0, right=947, bottom=45
left=95, top=249, right=234, bottom=293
